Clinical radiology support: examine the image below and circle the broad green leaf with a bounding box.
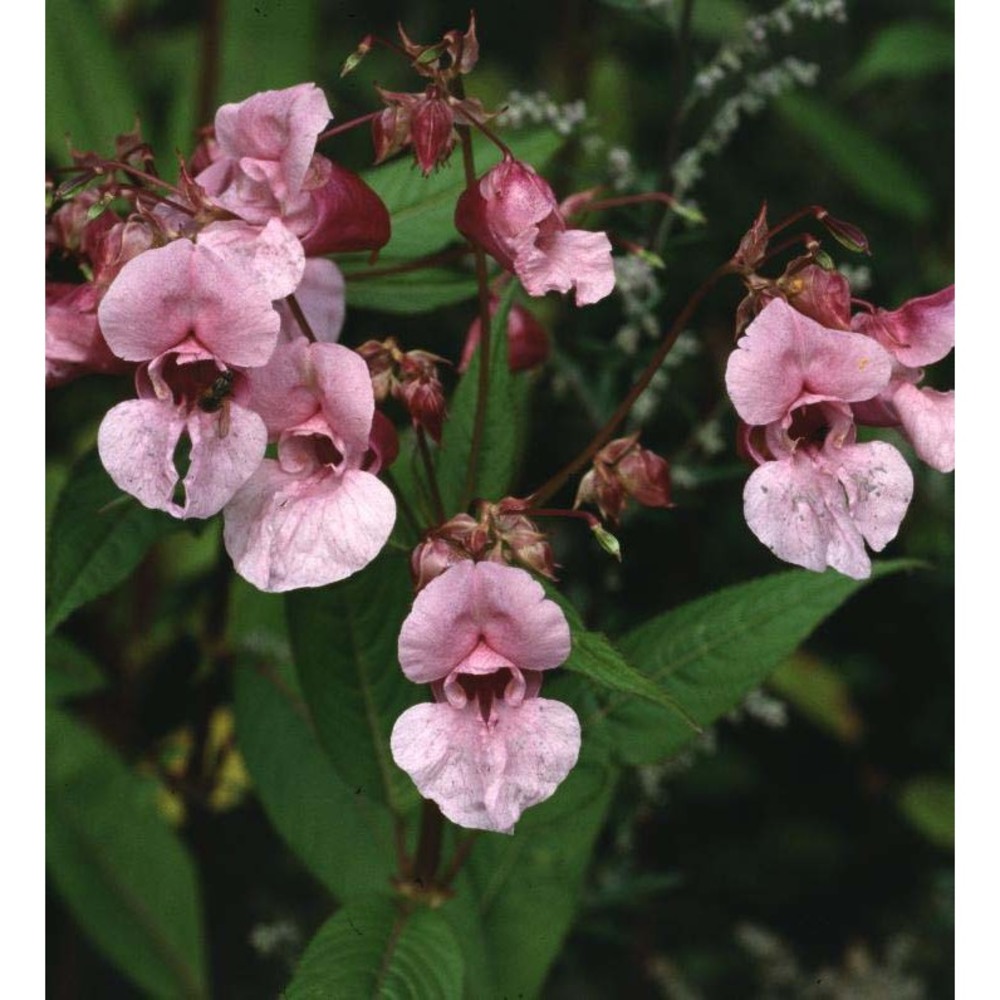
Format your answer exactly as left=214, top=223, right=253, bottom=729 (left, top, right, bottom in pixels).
left=286, top=551, right=420, bottom=812
left=47, top=708, right=207, bottom=998
left=769, top=651, right=863, bottom=743
left=234, top=657, right=397, bottom=900
left=464, top=727, right=617, bottom=998
left=218, top=0, right=318, bottom=104
left=361, top=128, right=564, bottom=260
left=545, top=584, right=702, bottom=728
left=898, top=774, right=954, bottom=849
left=285, top=896, right=464, bottom=999
left=46, top=450, right=181, bottom=633
left=46, top=634, right=106, bottom=702
left=844, top=21, right=954, bottom=92
left=775, top=92, right=933, bottom=222
left=605, top=562, right=917, bottom=764
left=436, top=284, right=528, bottom=513
left=342, top=261, right=477, bottom=314
left=46, top=0, right=144, bottom=157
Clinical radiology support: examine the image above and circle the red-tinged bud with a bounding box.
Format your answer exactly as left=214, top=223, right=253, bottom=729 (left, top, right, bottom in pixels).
left=732, top=202, right=769, bottom=271
left=460, top=295, right=551, bottom=373
left=341, top=34, right=373, bottom=77
left=187, top=129, right=220, bottom=176
left=445, top=13, right=479, bottom=75
left=411, top=96, right=457, bottom=175
left=575, top=434, right=673, bottom=525
left=92, top=218, right=157, bottom=290
left=816, top=209, right=870, bottom=256
left=299, top=158, right=390, bottom=256
left=398, top=14, right=479, bottom=80
left=410, top=535, right=469, bottom=592
left=399, top=377, right=447, bottom=443
left=372, top=105, right=409, bottom=164
left=356, top=339, right=397, bottom=402
left=780, top=262, right=852, bottom=330
left=367, top=410, right=399, bottom=471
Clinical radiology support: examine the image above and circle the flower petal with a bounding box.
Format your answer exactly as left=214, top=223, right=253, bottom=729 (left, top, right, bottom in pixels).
left=853, top=285, right=954, bottom=367
left=515, top=228, right=615, bottom=305
left=197, top=218, right=305, bottom=301
left=726, top=298, right=893, bottom=426
left=223, top=463, right=395, bottom=591
left=390, top=696, right=581, bottom=834
left=891, top=383, right=955, bottom=473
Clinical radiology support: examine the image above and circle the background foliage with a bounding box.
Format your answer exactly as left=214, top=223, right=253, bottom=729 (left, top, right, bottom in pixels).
left=46, top=0, right=953, bottom=995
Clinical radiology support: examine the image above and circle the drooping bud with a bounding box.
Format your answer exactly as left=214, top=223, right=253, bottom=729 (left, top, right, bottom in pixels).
left=574, top=434, right=673, bottom=525
left=299, top=159, right=391, bottom=256
left=816, top=209, right=870, bottom=256
left=340, top=34, right=374, bottom=77
left=779, top=262, right=852, bottom=330
left=411, top=94, right=457, bottom=174
left=460, top=295, right=550, bottom=373
left=357, top=338, right=397, bottom=402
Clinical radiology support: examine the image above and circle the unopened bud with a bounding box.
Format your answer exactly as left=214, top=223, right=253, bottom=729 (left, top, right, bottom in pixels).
left=732, top=202, right=769, bottom=271
left=410, top=536, right=468, bottom=592
left=816, top=209, right=870, bottom=256
left=341, top=35, right=373, bottom=77
left=780, top=262, right=851, bottom=330
left=592, top=523, right=622, bottom=561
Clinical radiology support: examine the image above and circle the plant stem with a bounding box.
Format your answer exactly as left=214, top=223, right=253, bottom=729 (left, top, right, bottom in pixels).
left=318, top=110, right=382, bottom=143
left=196, top=0, right=224, bottom=132
left=412, top=800, right=444, bottom=887
left=285, top=293, right=317, bottom=342
left=439, top=832, right=480, bottom=889
left=343, top=246, right=468, bottom=281
left=455, top=103, right=495, bottom=513
left=416, top=427, right=446, bottom=524
left=383, top=469, right=423, bottom=541
left=531, top=261, right=735, bottom=506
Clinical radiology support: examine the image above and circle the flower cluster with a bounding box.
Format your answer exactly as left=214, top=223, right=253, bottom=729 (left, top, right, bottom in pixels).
left=725, top=267, right=954, bottom=579
left=47, top=83, right=397, bottom=592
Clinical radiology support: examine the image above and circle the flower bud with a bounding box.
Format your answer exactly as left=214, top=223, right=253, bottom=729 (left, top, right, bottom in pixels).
left=574, top=435, right=673, bottom=524
left=460, top=296, right=550, bottom=373
left=411, top=95, right=457, bottom=175
left=780, top=262, right=852, bottom=330
left=410, top=535, right=468, bottom=592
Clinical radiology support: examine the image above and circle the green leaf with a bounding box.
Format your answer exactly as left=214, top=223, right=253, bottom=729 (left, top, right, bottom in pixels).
left=46, top=635, right=106, bottom=703
left=218, top=0, right=318, bottom=104
left=545, top=584, right=702, bottom=729
left=462, top=729, right=618, bottom=998
left=769, top=651, right=863, bottom=744
left=234, top=657, right=397, bottom=900
left=46, top=450, right=181, bottom=633
left=605, top=562, right=917, bottom=765
left=361, top=128, right=564, bottom=260
left=342, top=261, right=477, bottom=314
left=46, top=0, right=144, bottom=158
left=285, top=551, right=420, bottom=812
left=897, top=774, right=954, bottom=848
left=775, top=92, right=933, bottom=222
left=47, top=708, right=207, bottom=998
left=285, top=897, right=464, bottom=999
left=436, top=284, right=528, bottom=513
left=844, top=21, right=954, bottom=92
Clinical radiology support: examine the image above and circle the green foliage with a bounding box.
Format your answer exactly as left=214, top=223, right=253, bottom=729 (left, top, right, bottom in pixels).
left=234, top=657, right=398, bottom=900
left=897, top=774, right=954, bottom=848
left=436, top=284, right=527, bottom=513
left=285, top=897, right=465, bottom=999
left=605, top=562, right=917, bottom=764
left=46, top=449, right=181, bottom=633
left=46, top=0, right=142, bottom=158
left=769, top=651, right=863, bottom=743
left=46, top=634, right=106, bottom=703
left=775, top=92, right=933, bottom=222
left=844, top=20, right=954, bottom=91
left=343, top=261, right=477, bottom=314
left=285, top=551, right=421, bottom=813
left=46, top=708, right=208, bottom=998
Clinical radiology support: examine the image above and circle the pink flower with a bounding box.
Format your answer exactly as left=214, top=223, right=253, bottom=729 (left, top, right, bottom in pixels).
left=455, top=158, right=615, bottom=305
left=195, top=83, right=390, bottom=255
left=390, top=560, right=580, bottom=834
left=222, top=340, right=395, bottom=592
left=726, top=299, right=913, bottom=578
left=96, top=238, right=285, bottom=517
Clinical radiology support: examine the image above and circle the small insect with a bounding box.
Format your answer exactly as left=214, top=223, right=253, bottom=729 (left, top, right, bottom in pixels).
left=198, top=369, right=236, bottom=438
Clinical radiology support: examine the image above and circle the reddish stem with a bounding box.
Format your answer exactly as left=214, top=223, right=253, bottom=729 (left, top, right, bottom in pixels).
left=318, top=110, right=382, bottom=143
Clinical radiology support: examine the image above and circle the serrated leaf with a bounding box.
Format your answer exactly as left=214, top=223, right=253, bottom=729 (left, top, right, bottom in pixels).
left=342, top=262, right=477, bottom=314
left=46, top=708, right=207, bottom=998
left=234, top=657, right=397, bottom=900
left=775, top=92, right=932, bottom=222
left=285, top=896, right=464, bottom=999
left=436, top=284, right=527, bottom=514
left=46, top=0, right=144, bottom=157
left=844, top=21, right=954, bottom=92
left=46, top=634, right=106, bottom=702
left=604, top=561, right=917, bottom=764
left=46, top=450, right=181, bottom=633
left=544, top=584, right=701, bottom=729
left=285, top=551, right=421, bottom=812
left=361, top=128, right=564, bottom=260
